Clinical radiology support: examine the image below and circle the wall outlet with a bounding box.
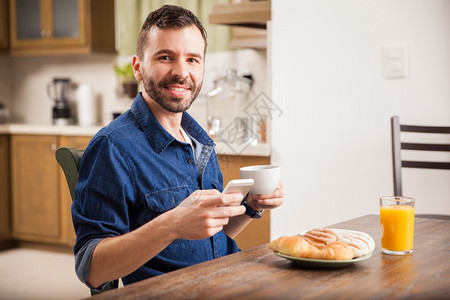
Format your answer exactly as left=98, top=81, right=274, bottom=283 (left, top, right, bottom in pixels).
left=383, top=43, right=408, bottom=79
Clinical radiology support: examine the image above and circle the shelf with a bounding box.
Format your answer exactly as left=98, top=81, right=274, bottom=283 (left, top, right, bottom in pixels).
left=230, top=27, right=266, bottom=49
left=209, top=1, right=271, bottom=29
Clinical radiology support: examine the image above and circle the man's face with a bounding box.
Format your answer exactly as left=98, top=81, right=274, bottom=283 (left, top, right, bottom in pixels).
left=136, top=25, right=205, bottom=113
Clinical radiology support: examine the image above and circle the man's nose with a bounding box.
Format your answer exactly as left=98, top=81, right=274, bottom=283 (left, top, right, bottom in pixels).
left=171, top=60, right=189, bottom=80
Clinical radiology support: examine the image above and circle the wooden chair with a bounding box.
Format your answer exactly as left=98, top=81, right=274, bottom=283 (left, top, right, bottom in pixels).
left=55, top=147, right=119, bottom=295
left=391, top=116, right=450, bottom=219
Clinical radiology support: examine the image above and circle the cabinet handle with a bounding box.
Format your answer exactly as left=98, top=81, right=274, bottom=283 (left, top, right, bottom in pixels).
left=40, top=30, right=52, bottom=38
left=50, top=144, right=57, bottom=152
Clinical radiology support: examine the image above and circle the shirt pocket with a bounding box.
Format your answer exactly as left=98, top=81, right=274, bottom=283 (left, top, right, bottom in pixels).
left=145, top=185, right=191, bottom=213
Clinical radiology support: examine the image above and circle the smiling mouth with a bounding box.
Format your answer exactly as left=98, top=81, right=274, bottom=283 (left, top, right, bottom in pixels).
left=167, top=86, right=189, bottom=92
left=165, top=85, right=191, bottom=98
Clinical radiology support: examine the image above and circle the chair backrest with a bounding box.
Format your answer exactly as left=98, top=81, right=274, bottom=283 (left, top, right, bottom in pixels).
left=55, top=147, right=119, bottom=294
left=55, top=147, right=85, bottom=201
left=391, top=116, right=450, bottom=196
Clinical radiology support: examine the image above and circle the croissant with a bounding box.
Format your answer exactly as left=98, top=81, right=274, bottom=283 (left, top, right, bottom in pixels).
left=269, top=236, right=317, bottom=257
left=269, top=235, right=354, bottom=260
left=302, top=228, right=340, bottom=249
left=270, top=228, right=375, bottom=260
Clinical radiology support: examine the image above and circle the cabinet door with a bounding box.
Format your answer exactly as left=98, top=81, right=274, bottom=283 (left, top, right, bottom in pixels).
left=9, top=0, right=86, bottom=50
left=0, top=0, right=9, bottom=50
left=11, top=135, right=60, bottom=243
left=217, top=154, right=271, bottom=250
left=52, top=0, right=81, bottom=39
left=58, top=135, right=92, bottom=246
left=0, top=135, right=11, bottom=242
left=13, top=0, right=41, bottom=40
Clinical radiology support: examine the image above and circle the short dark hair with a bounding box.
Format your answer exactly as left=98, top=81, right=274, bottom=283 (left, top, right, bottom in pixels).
left=136, top=5, right=207, bottom=60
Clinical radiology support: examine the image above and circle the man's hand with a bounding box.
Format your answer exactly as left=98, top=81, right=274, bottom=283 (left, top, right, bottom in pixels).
left=87, top=189, right=243, bottom=289
left=245, top=181, right=285, bottom=212
left=171, top=189, right=245, bottom=240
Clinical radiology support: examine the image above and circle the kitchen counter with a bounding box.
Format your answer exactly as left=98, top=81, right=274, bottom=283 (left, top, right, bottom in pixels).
left=214, top=140, right=271, bottom=156
left=0, top=123, right=102, bottom=136
left=0, top=124, right=271, bottom=156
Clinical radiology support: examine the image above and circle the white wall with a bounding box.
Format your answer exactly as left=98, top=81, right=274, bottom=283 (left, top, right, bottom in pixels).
left=5, top=50, right=265, bottom=127
left=271, top=0, right=450, bottom=238
left=9, top=55, right=118, bottom=125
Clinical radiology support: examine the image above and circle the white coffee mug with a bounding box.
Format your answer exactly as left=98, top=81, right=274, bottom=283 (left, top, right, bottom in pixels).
left=240, top=165, right=280, bottom=194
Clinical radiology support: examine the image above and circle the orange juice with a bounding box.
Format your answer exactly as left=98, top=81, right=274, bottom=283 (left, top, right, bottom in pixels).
left=380, top=205, right=414, bottom=252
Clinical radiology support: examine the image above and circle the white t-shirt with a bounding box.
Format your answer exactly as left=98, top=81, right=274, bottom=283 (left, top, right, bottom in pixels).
left=180, top=126, right=195, bottom=158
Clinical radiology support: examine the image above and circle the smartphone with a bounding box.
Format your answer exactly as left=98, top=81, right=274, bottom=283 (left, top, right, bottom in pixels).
left=178, top=179, right=254, bottom=208
left=222, top=179, right=254, bottom=196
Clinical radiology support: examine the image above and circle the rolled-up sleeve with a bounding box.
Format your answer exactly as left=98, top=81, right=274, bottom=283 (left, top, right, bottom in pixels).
left=74, top=238, right=110, bottom=291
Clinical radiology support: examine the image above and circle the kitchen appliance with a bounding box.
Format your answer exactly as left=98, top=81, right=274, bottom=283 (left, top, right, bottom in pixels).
left=47, top=78, right=74, bottom=125
left=0, top=102, right=10, bottom=123
left=76, top=84, right=97, bottom=126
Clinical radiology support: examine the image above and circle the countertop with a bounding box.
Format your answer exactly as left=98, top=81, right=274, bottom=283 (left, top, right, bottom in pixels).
left=0, top=123, right=271, bottom=156
left=0, top=123, right=102, bottom=136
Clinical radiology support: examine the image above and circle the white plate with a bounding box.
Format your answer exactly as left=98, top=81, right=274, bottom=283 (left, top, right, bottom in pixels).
left=274, top=251, right=372, bottom=268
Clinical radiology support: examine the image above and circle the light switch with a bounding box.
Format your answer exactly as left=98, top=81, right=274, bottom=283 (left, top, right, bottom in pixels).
left=383, top=43, right=408, bottom=79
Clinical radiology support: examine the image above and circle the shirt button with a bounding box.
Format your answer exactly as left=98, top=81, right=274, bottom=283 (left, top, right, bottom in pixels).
left=187, top=158, right=194, bottom=165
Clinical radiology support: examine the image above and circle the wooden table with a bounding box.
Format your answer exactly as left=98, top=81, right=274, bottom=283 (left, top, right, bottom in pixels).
left=90, top=215, right=450, bottom=299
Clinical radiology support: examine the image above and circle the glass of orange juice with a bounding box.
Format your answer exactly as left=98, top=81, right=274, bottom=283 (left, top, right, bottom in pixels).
left=380, top=196, right=415, bottom=255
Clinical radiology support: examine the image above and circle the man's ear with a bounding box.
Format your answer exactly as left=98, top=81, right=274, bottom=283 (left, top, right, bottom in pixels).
left=132, top=55, right=143, bottom=81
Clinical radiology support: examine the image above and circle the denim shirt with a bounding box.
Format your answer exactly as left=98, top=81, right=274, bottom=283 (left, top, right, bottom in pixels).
left=72, top=93, right=240, bottom=289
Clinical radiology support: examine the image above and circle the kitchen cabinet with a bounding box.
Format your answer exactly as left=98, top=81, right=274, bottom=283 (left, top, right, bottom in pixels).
left=11, top=134, right=91, bottom=247
left=0, top=0, right=8, bottom=51
left=218, top=154, right=270, bottom=250
left=8, top=0, right=115, bottom=56
left=0, top=135, right=11, bottom=247
left=11, top=135, right=60, bottom=244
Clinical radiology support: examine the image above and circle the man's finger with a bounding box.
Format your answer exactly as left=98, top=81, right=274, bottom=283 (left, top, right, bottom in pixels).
left=210, top=205, right=246, bottom=218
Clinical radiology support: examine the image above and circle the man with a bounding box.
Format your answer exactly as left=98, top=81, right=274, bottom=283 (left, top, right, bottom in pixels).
left=72, top=5, right=284, bottom=291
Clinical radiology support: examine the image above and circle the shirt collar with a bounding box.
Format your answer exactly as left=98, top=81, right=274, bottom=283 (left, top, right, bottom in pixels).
left=131, top=93, right=214, bottom=154
left=181, top=110, right=215, bottom=146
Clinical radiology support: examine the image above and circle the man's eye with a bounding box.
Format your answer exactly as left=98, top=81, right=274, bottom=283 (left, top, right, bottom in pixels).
left=188, top=58, right=199, bottom=63
left=159, top=56, right=171, bottom=61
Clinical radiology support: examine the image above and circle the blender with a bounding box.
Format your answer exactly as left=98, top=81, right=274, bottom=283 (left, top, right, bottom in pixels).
left=47, top=78, right=74, bottom=125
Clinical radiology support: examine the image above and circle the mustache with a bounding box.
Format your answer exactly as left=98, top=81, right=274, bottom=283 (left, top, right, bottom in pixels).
left=159, top=77, right=195, bottom=90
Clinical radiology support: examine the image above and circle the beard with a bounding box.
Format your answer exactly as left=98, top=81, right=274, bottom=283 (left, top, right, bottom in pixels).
left=142, top=72, right=202, bottom=113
